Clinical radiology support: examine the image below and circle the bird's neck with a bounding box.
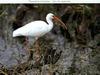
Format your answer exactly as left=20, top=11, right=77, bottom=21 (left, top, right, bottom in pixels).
left=46, top=18, right=53, bottom=30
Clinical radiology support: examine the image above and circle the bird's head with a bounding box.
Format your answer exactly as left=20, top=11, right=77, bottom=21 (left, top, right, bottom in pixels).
left=47, top=13, right=67, bottom=30
left=46, top=13, right=54, bottom=20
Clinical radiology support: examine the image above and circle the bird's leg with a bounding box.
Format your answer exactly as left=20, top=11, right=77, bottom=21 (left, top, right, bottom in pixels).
left=34, top=39, right=41, bottom=64
left=24, top=37, right=29, bottom=50
left=35, top=40, right=40, bottom=54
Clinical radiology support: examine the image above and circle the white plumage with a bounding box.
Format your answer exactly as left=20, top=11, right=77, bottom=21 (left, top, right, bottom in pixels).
left=13, top=13, right=67, bottom=40
left=13, top=21, right=51, bottom=37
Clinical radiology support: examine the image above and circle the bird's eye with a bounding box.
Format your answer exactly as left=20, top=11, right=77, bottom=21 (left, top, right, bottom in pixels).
left=52, top=16, right=55, bottom=19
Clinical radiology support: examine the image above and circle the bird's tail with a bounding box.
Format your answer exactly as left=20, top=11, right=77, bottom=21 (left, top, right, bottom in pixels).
left=13, top=30, right=21, bottom=37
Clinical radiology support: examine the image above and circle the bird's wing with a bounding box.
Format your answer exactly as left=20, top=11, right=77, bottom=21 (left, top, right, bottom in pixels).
left=14, top=21, right=48, bottom=37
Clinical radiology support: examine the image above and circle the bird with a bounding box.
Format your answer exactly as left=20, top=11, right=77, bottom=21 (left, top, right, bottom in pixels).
left=13, top=13, right=67, bottom=41
left=13, top=13, right=67, bottom=63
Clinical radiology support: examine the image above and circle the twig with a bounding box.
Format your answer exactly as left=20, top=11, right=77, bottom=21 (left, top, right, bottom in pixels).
left=0, top=9, right=7, bottom=17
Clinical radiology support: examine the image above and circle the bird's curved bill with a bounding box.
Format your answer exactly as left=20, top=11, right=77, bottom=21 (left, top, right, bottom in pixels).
left=53, top=16, right=67, bottom=30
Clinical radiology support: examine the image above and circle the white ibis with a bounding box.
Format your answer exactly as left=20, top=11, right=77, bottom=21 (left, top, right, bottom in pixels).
left=13, top=13, right=67, bottom=40
left=13, top=13, right=67, bottom=63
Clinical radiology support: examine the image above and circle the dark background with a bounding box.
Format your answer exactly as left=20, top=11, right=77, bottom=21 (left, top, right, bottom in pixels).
left=0, top=4, right=100, bottom=75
